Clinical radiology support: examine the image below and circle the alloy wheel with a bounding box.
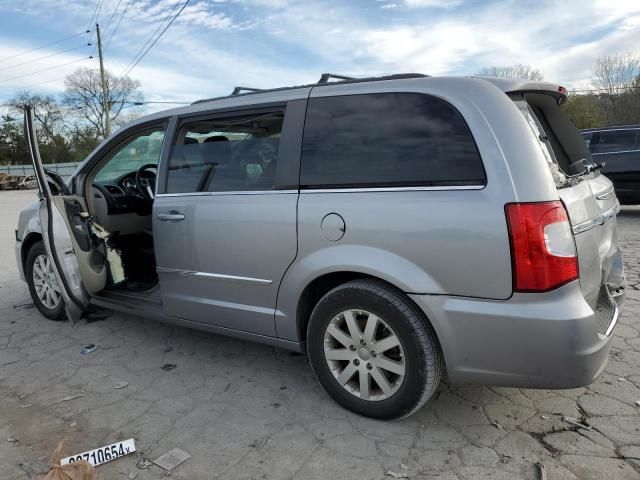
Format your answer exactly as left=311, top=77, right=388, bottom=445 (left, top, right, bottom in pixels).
left=32, top=254, right=61, bottom=310
left=323, top=309, right=406, bottom=401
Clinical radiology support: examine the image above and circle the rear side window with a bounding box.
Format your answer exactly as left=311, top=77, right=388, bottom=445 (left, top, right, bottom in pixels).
left=166, top=111, right=283, bottom=193
left=300, top=93, right=485, bottom=188
left=590, top=129, right=638, bottom=154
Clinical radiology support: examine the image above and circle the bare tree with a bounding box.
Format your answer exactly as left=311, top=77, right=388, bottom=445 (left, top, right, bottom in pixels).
left=476, top=64, right=544, bottom=81
left=63, top=67, right=143, bottom=139
left=592, top=53, right=640, bottom=95
left=5, top=91, right=65, bottom=143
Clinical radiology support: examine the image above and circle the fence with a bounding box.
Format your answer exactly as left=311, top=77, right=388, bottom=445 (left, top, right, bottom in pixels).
left=0, top=162, right=80, bottom=181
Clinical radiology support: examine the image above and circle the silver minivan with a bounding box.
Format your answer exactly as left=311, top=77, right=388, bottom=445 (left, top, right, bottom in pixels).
left=16, top=73, right=626, bottom=419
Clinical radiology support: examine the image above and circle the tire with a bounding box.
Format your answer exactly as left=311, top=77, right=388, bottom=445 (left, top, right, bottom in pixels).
left=25, top=241, right=66, bottom=321
left=307, top=279, right=443, bottom=419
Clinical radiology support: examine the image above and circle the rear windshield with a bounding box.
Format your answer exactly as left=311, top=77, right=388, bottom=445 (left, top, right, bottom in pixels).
left=511, top=93, right=595, bottom=188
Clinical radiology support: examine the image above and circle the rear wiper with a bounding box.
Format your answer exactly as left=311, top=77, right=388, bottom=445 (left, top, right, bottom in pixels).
left=566, top=158, right=605, bottom=177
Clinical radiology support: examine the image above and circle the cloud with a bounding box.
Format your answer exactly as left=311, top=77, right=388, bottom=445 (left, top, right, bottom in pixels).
left=0, top=0, right=639, bottom=105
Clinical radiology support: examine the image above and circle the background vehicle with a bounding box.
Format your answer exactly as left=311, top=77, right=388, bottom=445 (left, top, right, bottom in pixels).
left=1, top=174, right=22, bottom=190
left=18, top=175, right=38, bottom=190
left=581, top=125, right=640, bottom=204
left=16, top=74, right=625, bottom=419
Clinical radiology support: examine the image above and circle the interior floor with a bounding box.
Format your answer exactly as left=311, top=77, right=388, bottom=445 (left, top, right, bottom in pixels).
left=105, top=232, right=158, bottom=292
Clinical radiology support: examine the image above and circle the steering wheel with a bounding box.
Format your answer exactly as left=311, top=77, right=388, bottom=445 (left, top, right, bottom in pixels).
left=135, top=163, right=158, bottom=200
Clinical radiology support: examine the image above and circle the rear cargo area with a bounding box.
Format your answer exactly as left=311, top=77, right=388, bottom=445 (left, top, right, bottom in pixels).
left=512, top=90, right=625, bottom=334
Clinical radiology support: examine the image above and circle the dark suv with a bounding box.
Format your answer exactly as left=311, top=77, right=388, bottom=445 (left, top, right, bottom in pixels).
left=581, top=125, right=640, bottom=204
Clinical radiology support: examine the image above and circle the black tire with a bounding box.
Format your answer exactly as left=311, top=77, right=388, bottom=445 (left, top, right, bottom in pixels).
left=25, top=241, right=66, bottom=321
left=307, top=279, right=443, bottom=419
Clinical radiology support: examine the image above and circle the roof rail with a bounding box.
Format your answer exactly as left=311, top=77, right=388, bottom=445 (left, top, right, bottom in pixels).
left=318, top=73, right=356, bottom=83
left=192, top=73, right=429, bottom=105
left=231, top=86, right=264, bottom=95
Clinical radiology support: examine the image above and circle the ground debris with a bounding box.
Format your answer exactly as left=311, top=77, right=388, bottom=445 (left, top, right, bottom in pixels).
left=81, top=345, right=97, bottom=355
left=7, top=435, right=18, bottom=443
left=152, top=448, right=191, bottom=472
left=54, top=394, right=85, bottom=404
left=386, top=470, right=409, bottom=479
left=136, top=458, right=152, bottom=470
left=113, top=381, right=129, bottom=390
left=161, top=363, right=177, bottom=371
left=561, top=416, right=594, bottom=431
left=536, top=462, right=547, bottom=480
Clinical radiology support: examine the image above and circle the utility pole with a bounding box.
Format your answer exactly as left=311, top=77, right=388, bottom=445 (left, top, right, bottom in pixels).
left=96, top=23, right=111, bottom=137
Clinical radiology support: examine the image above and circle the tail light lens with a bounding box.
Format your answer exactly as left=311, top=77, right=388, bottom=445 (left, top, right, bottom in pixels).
left=505, top=201, right=579, bottom=292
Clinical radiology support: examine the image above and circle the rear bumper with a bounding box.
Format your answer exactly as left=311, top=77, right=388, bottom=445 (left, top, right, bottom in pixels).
left=409, top=280, right=625, bottom=389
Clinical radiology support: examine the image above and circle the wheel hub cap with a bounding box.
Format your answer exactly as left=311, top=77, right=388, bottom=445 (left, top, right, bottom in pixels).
left=323, top=309, right=406, bottom=401
left=358, top=348, right=370, bottom=361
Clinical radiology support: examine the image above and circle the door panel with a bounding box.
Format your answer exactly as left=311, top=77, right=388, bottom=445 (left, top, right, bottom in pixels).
left=153, top=192, right=298, bottom=335
left=24, top=107, right=95, bottom=321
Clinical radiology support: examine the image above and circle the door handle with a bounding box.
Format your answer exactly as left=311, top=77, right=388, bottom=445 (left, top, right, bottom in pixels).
left=157, top=212, right=185, bottom=221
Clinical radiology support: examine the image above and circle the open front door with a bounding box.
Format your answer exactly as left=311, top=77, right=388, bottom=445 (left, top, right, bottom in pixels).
left=24, top=107, right=106, bottom=322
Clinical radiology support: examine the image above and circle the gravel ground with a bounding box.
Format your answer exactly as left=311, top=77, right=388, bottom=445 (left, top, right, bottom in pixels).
left=0, top=190, right=639, bottom=480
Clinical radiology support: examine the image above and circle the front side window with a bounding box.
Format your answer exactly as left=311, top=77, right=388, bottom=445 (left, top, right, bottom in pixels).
left=590, top=129, right=638, bottom=154
left=300, top=93, right=485, bottom=188
left=94, top=128, right=166, bottom=183
left=166, top=111, right=283, bottom=193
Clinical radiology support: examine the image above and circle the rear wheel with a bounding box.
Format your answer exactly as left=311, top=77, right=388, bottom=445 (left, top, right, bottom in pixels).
left=26, top=241, right=66, bottom=321
left=307, top=279, right=442, bottom=419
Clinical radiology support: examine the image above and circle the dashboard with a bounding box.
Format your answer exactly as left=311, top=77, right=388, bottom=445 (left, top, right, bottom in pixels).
left=93, top=171, right=155, bottom=216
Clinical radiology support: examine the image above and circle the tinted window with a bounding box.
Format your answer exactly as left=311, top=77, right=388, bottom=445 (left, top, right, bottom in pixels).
left=95, top=129, right=165, bottom=183
left=167, top=112, right=283, bottom=193
left=300, top=93, right=485, bottom=188
left=590, top=129, right=638, bottom=154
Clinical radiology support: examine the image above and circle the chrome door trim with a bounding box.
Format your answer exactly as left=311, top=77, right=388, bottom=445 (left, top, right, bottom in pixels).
left=156, top=190, right=298, bottom=198
left=300, top=185, right=485, bottom=194
left=157, top=267, right=272, bottom=285
left=572, top=203, right=620, bottom=235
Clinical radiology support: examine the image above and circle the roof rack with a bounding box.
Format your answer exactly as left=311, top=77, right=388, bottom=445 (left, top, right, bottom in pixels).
left=231, top=86, right=264, bottom=95
left=193, top=73, right=429, bottom=105
left=318, top=73, right=356, bottom=83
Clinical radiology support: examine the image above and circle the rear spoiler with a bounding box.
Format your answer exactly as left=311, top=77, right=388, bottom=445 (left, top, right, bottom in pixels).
left=473, top=76, right=568, bottom=105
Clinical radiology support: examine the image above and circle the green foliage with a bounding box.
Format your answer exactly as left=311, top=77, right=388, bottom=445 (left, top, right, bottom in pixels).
left=563, top=94, right=604, bottom=129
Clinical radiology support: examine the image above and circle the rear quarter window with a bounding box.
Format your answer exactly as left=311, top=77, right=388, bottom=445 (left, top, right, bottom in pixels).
left=300, top=93, right=485, bottom=188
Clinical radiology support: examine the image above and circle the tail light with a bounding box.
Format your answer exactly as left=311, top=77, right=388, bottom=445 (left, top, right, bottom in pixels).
left=505, top=201, right=579, bottom=292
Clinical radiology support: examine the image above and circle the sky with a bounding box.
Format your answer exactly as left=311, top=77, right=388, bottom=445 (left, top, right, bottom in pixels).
left=0, top=0, right=639, bottom=113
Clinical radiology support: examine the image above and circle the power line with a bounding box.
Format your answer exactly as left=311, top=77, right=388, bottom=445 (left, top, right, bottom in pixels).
left=104, top=0, right=133, bottom=50
left=0, top=43, right=92, bottom=71
left=87, top=0, right=103, bottom=32
left=103, top=0, right=124, bottom=34
left=0, top=31, right=90, bottom=64
left=117, top=0, right=183, bottom=77
left=120, top=0, right=190, bottom=79
left=0, top=56, right=93, bottom=84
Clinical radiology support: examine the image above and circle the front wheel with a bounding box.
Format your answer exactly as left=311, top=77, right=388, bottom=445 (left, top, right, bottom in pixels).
left=307, top=279, right=443, bottom=419
left=26, top=241, right=66, bottom=321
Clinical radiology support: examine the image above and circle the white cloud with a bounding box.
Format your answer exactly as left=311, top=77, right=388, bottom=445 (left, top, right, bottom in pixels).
left=1, top=0, right=640, bottom=104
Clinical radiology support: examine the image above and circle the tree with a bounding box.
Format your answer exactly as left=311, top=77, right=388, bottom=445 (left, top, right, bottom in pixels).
left=592, top=53, right=640, bottom=96
left=0, top=114, right=28, bottom=165
left=3, top=91, right=72, bottom=164
left=563, top=94, right=604, bottom=129
left=63, top=67, right=143, bottom=139
left=475, top=64, right=544, bottom=81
